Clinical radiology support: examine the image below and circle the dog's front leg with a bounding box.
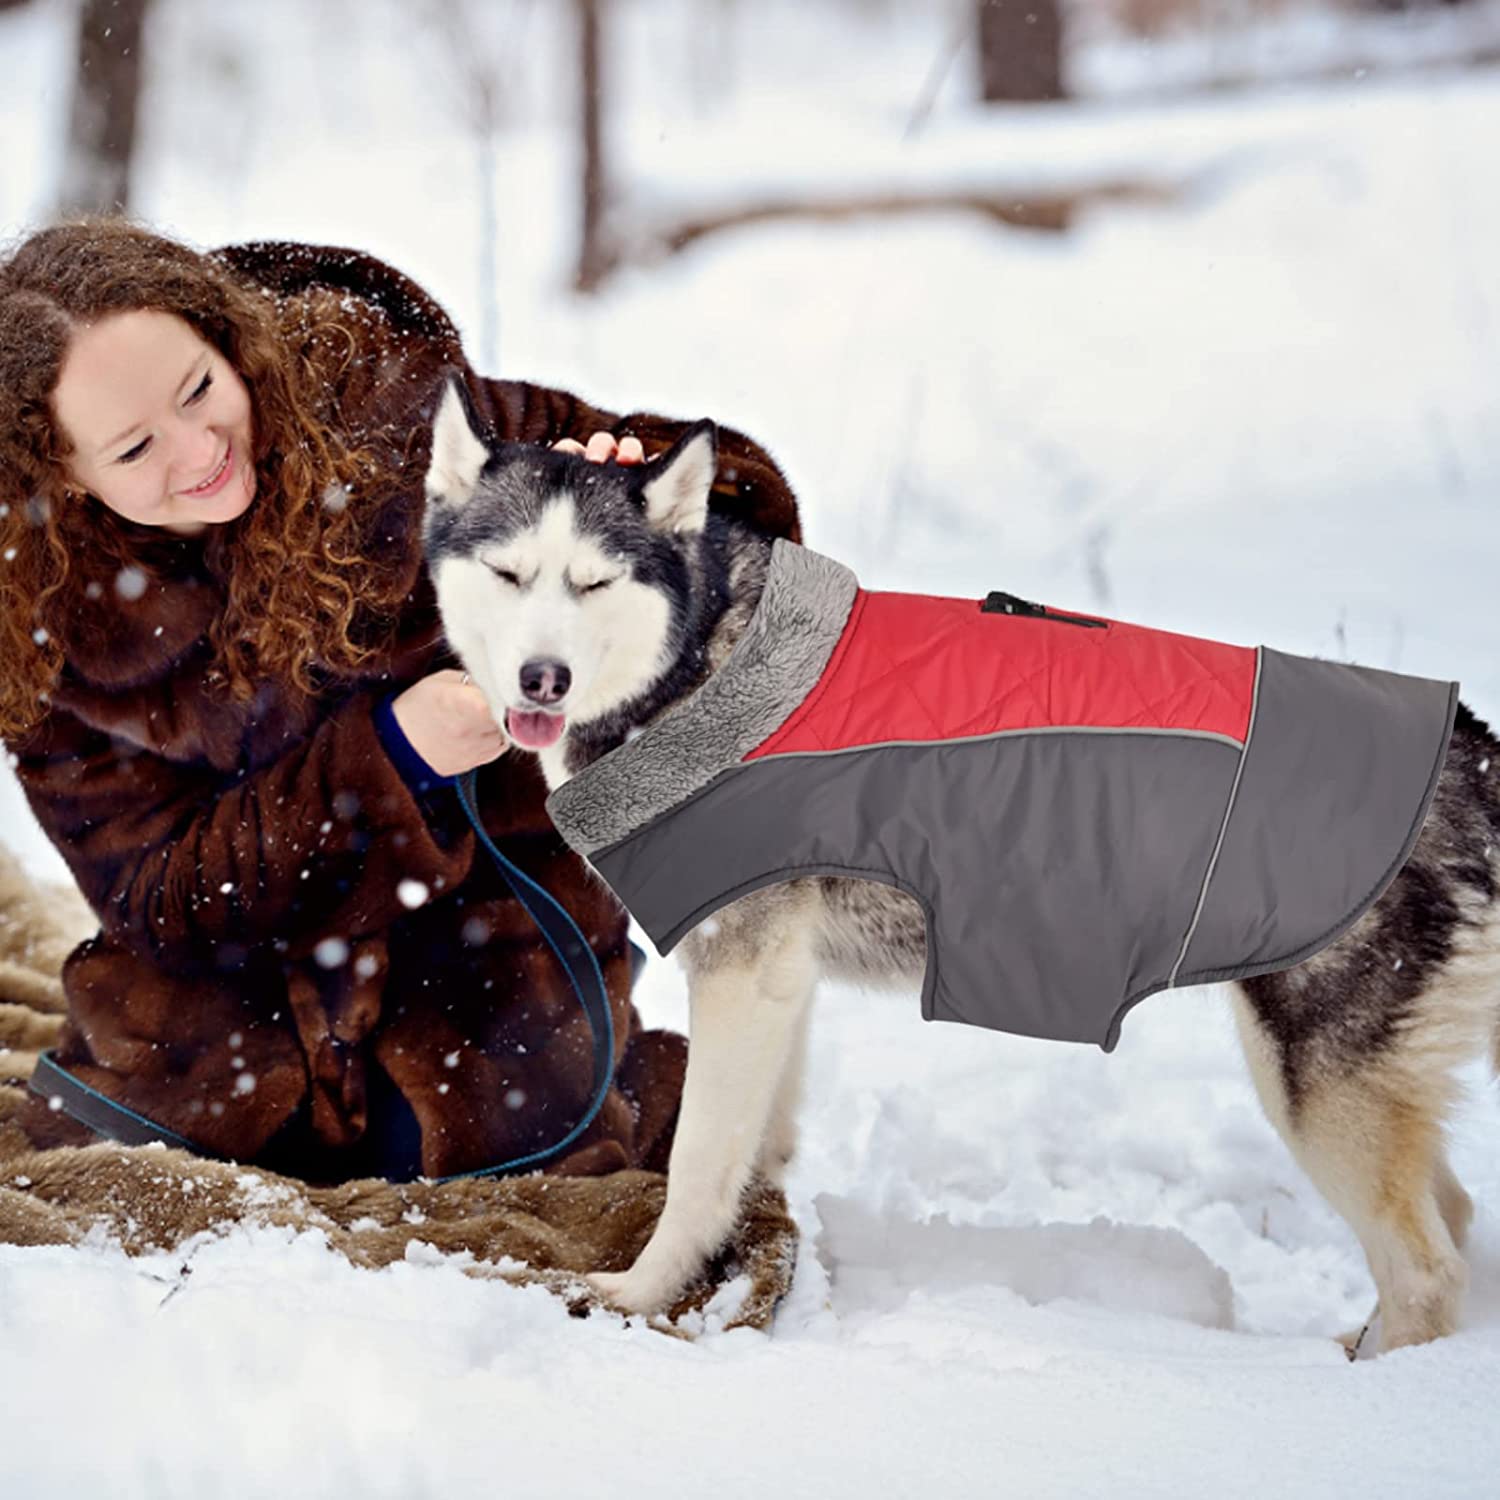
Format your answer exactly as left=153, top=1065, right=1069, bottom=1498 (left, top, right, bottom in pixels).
left=589, top=908, right=816, bottom=1317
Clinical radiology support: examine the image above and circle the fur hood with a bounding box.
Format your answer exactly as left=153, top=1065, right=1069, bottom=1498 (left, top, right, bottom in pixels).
left=216, top=240, right=467, bottom=357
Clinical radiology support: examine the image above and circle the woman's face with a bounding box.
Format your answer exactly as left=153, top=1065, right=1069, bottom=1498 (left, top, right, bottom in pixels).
left=51, top=309, right=256, bottom=535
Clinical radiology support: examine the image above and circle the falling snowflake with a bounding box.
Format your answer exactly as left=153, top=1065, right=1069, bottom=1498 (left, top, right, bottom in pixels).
left=115, top=567, right=148, bottom=601
left=314, top=936, right=350, bottom=969
left=397, top=879, right=430, bottom=909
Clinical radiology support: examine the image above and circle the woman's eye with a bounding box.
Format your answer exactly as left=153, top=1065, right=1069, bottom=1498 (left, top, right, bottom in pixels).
left=581, top=578, right=615, bottom=594
left=117, top=437, right=151, bottom=464
left=185, top=371, right=213, bottom=404
left=488, top=566, right=521, bottom=586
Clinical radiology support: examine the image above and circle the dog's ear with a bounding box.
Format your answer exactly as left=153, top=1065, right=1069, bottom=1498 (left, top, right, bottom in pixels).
left=640, top=420, right=717, bottom=536
left=426, top=378, right=490, bottom=508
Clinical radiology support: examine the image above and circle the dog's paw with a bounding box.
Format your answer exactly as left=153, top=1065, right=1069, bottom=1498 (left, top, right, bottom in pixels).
left=586, top=1268, right=675, bottom=1317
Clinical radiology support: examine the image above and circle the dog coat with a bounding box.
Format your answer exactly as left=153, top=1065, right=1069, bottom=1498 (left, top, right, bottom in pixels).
left=546, top=542, right=1457, bottom=1050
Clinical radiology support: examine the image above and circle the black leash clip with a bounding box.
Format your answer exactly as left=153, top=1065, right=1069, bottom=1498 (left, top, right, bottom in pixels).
left=981, top=591, right=1107, bottom=629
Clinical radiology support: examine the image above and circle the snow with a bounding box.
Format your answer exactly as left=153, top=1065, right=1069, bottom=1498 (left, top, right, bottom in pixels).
left=313, top=936, right=350, bottom=969
left=3, top=1, right=1500, bottom=1494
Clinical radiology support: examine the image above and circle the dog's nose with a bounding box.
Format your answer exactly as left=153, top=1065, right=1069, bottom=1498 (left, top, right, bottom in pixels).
left=519, top=658, right=571, bottom=705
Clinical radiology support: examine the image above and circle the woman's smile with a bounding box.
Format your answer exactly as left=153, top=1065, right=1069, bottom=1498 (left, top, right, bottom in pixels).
left=181, top=440, right=234, bottom=498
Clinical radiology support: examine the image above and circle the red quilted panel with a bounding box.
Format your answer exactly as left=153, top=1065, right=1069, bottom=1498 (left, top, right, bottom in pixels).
left=746, top=588, right=1257, bottom=760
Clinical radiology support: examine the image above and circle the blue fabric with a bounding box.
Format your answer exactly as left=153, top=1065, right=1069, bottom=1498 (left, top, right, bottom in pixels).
left=373, top=693, right=448, bottom=796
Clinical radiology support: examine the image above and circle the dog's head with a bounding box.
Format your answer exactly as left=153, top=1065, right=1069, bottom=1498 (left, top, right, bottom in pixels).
left=422, top=379, right=717, bottom=754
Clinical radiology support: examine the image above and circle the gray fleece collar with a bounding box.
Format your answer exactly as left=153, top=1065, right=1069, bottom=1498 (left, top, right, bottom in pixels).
left=545, top=540, right=859, bottom=857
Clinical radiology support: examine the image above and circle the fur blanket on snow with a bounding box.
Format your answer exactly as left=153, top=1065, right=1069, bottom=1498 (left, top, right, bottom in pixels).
left=0, top=843, right=796, bottom=1334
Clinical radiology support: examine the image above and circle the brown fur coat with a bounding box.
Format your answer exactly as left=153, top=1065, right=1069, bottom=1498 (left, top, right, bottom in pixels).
left=6, top=242, right=801, bottom=1182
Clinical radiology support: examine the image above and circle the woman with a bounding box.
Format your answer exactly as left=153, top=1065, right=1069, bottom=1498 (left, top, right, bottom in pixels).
left=0, top=221, right=800, bottom=1181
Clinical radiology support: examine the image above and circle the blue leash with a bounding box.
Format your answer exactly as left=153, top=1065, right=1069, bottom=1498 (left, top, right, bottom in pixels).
left=439, top=768, right=616, bottom=1180
left=31, top=768, right=617, bottom=1181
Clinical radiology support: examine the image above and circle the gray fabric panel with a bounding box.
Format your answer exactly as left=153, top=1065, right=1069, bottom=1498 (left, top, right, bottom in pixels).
left=546, top=540, right=858, bottom=855
left=591, top=733, right=1240, bottom=1049
left=1178, top=648, right=1458, bottom=984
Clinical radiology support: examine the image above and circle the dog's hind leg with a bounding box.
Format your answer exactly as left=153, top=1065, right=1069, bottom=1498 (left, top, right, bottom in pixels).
left=1230, top=986, right=1469, bottom=1353
left=589, top=887, right=819, bottom=1317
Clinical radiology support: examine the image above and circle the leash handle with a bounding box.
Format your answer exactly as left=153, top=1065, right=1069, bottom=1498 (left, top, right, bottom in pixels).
left=440, top=768, right=617, bottom=1181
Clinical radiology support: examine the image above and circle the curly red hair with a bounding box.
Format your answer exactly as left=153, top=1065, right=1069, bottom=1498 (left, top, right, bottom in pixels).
left=0, top=219, right=411, bottom=739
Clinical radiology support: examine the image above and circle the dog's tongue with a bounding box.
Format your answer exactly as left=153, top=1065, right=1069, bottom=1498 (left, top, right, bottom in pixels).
left=506, top=707, right=566, bottom=751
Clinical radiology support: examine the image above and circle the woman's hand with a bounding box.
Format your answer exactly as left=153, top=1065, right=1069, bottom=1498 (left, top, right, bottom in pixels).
left=552, top=432, right=645, bottom=465
left=391, top=669, right=509, bottom=777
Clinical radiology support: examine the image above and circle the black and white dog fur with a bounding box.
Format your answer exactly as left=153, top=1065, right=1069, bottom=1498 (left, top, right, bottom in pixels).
left=423, top=383, right=1500, bottom=1351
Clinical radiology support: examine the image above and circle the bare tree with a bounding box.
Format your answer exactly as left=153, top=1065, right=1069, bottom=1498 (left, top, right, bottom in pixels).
left=574, top=0, right=613, bottom=293
left=422, top=0, right=514, bottom=372
left=977, top=0, right=1066, bottom=104
left=58, top=0, right=153, bottom=217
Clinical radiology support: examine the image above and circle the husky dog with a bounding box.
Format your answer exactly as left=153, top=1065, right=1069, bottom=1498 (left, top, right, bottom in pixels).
left=423, top=383, right=1500, bottom=1351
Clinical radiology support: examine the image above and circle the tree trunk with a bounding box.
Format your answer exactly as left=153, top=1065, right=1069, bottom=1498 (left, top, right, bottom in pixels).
left=977, top=0, right=1065, bottom=105
left=575, top=0, right=613, bottom=293
left=58, top=0, right=152, bottom=217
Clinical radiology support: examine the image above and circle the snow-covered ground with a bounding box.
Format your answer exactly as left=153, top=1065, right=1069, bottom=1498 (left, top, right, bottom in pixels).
left=3, top=2, right=1500, bottom=1495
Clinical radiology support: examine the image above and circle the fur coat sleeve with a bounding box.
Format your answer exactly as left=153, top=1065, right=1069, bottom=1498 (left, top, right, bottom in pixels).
left=13, top=683, right=475, bottom=974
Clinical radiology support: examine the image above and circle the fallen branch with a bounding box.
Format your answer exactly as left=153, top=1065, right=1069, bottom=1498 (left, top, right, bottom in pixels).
left=618, top=178, right=1183, bottom=269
